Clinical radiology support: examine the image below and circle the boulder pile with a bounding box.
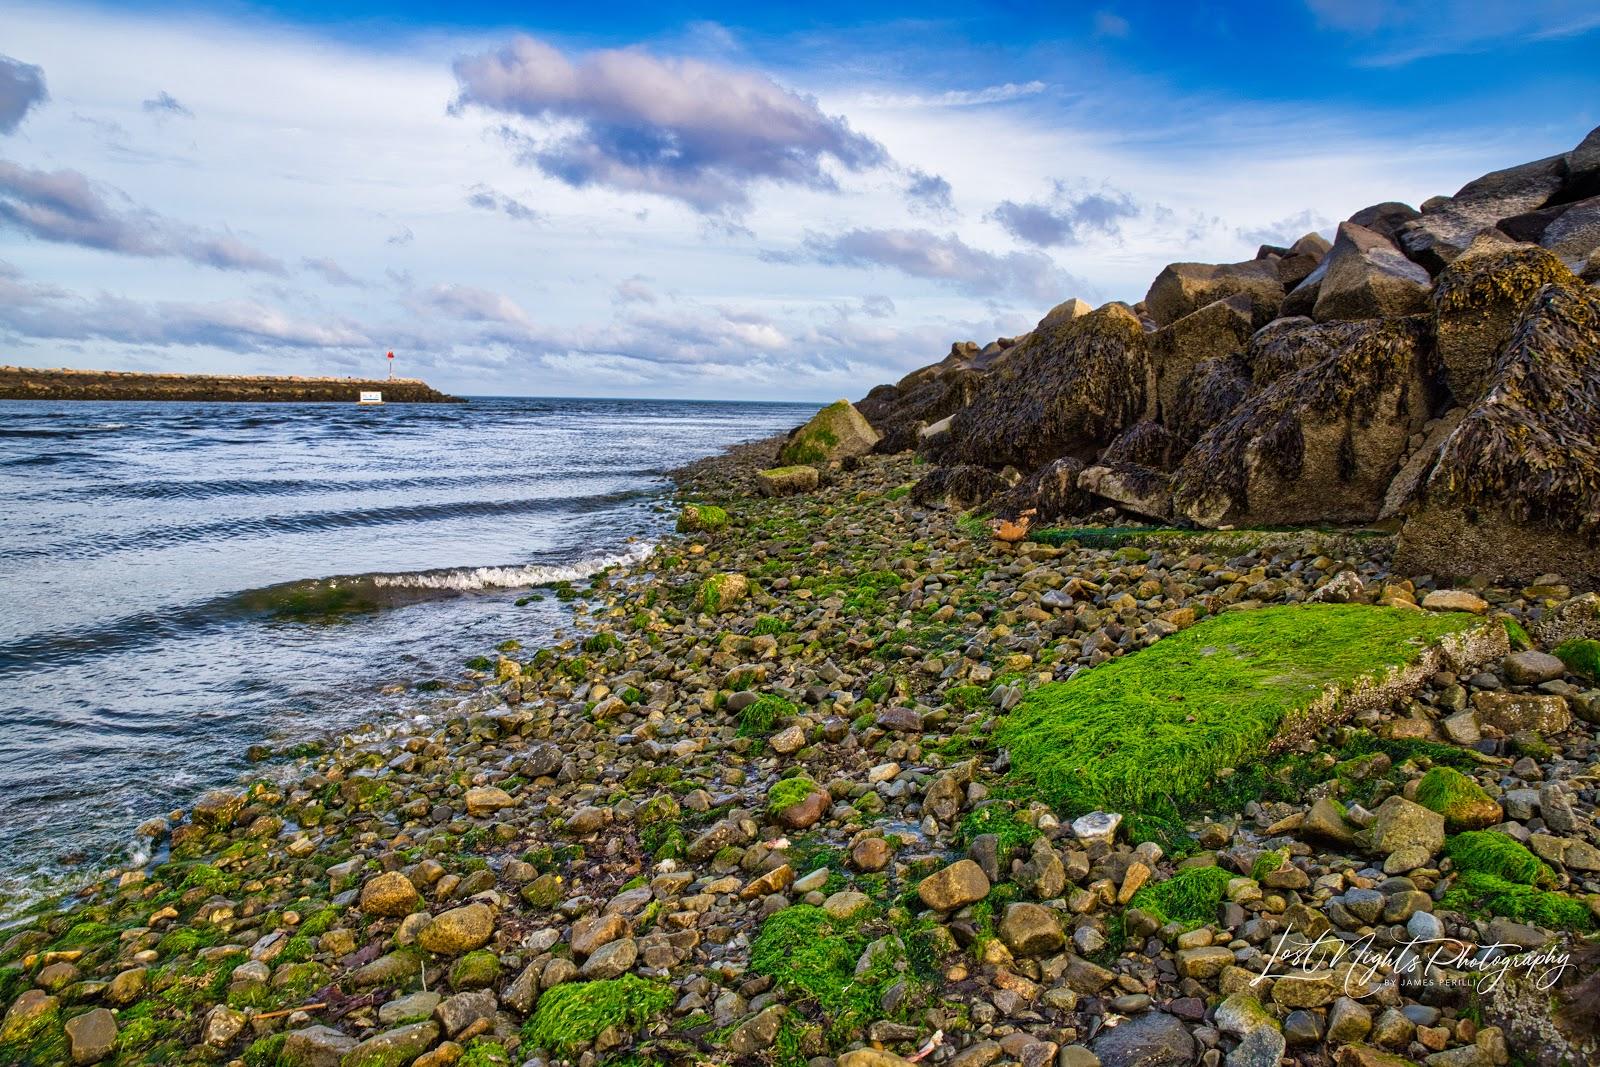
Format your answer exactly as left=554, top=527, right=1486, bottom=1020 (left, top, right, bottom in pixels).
left=856, top=124, right=1600, bottom=585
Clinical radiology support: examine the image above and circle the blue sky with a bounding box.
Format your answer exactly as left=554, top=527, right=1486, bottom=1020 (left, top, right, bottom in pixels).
left=1, top=1, right=1596, bottom=399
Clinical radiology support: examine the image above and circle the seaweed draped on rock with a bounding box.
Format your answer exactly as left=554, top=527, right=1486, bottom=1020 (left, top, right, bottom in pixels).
left=846, top=121, right=1600, bottom=554
left=1396, top=279, right=1600, bottom=585
left=938, top=302, right=1150, bottom=470
left=1172, top=316, right=1442, bottom=528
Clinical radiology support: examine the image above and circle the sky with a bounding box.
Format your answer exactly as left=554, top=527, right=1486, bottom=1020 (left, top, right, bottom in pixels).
left=1, top=1, right=1597, bottom=400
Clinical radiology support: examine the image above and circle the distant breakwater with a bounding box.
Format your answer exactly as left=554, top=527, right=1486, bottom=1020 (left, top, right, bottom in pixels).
left=0, top=365, right=464, bottom=403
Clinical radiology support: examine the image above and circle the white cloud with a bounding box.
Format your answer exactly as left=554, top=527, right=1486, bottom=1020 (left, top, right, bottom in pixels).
left=451, top=35, right=887, bottom=214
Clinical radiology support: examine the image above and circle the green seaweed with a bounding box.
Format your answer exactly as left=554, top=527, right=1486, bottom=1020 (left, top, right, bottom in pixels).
left=737, top=695, right=796, bottom=738
left=996, top=605, right=1481, bottom=819
left=767, top=776, right=820, bottom=815
left=1128, top=865, right=1233, bottom=929
left=957, top=804, right=1040, bottom=855
left=1440, top=871, right=1593, bottom=931
left=1415, top=767, right=1498, bottom=831
left=1554, top=638, right=1600, bottom=683
left=749, top=904, right=903, bottom=1042
left=1445, top=832, right=1555, bottom=888
left=520, top=976, right=674, bottom=1055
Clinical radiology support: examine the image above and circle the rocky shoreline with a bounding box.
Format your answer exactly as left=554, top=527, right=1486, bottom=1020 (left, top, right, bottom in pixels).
left=3, top=435, right=1598, bottom=1067
left=7, top=125, right=1600, bottom=1067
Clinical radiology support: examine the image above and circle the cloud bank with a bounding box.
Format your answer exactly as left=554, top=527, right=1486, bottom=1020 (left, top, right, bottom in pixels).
left=451, top=35, right=888, bottom=214
left=0, top=55, right=48, bottom=135
left=0, top=160, right=283, bottom=272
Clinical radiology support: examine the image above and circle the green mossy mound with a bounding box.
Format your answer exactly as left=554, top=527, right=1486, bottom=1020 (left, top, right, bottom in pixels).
left=749, top=904, right=909, bottom=1042
left=1444, top=831, right=1555, bottom=888
left=676, top=503, right=728, bottom=533
left=995, top=605, right=1483, bottom=828
left=1440, top=871, right=1593, bottom=932
left=519, top=976, right=673, bottom=1055
left=1128, top=865, right=1234, bottom=928
left=737, top=695, right=796, bottom=738
left=779, top=400, right=879, bottom=466
left=766, top=776, right=821, bottom=815
left=1414, top=766, right=1501, bottom=830
left=1554, top=638, right=1600, bottom=682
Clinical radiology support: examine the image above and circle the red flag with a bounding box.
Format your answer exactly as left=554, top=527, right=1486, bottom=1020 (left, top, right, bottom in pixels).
left=386, top=351, right=394, bottom=359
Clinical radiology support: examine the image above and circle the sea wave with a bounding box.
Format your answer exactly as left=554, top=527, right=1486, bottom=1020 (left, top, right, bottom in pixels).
left=227, top=541, right=655, bottom=614
left=370, top=542, right=654, bottom=592
left=0, top=543, right=657, bottom=677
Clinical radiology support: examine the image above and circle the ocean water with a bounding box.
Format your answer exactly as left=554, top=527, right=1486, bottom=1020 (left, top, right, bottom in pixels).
left=0, top=395, right=813, bottom=923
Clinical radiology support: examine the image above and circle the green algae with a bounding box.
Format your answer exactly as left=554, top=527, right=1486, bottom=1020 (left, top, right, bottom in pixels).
left=1415, top=767, right=1498, bottom=831
left=778, top=401, right=851, bottom=465
left=1250, top=849, right=1288, bottom=882
left=520, top=976, right=673, bottom=1055
left=749, top=904, right=903, bottom=1042
left=676, top=503, right=728, bottom=533
left=957, top=803, right=1040, bottom=855
left=995, top=605, right=1482, bottom=822
left=1554, top=638, right=1600, bottom=682
left=1127, top=865, right=1234, bottom=929
left=737, top=695, right=795, bottom=738
left=1444, top=831, right=1555, bottom=888
left=1440, top=871, right=1593, bottom=931
left=766, top=776, right=820, bottom=815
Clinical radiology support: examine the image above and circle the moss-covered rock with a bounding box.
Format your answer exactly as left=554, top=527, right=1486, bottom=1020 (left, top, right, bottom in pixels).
left=1432, top=240, right=1576, bottom=398
left=1396, top=278, right=1600, bottom=585
left=1444, top=831, right=1555, bottom=887
left=697, top=572, right=749, bottom=614
left=778, top=401, right=879, bottom=466
left=450, top=949, right=502, bottom=990
left=1554, top=638, right=1600, bottom=682
left=676, top=503, right=729, bottom=533
left=1173, top=316, right=1441, bottom=528
left=941, top=302, right=1149, bottom=470
left=756, top=465, right=820, bottom=497
left=996, top=605, right=1496, bottom=831
left=1414, top=766, right=1503, bottom=830
left=1127, top=865, right=1233, bottom=929
left=519, top=976, right=672, bottom=1055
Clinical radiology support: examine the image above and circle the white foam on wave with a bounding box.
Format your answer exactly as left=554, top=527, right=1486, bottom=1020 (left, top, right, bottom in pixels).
left=369, top=540, right=654, bottom=592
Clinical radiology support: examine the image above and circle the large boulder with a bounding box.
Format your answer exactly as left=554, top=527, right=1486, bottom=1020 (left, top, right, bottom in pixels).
left=992, top=457, right=1088, bottom=523
left=1144, top=259, right=1285, bottom=328
left=1168, top=354, right=1252, bottom=445
left=870, top=368, right=986, bottom=454
left=1431, top=240, right=1576, bottom=399
left=1312, top=222, right=1433, bottom=322
left=1281, top=258, right=1327, bottom=318
left=1078, top=462, right=1173, bottom=520
left=1101, top=420, right=1187, bottom=471
left=1148, top=294, right=1254, bottom=422
left=778, top=400, right=879, bottom=465
left=1536, top=194, right=1600, bottom=269
left=1566, top=124, right=1600, bottom=198
left=1246, top=317, right=1343, bottom=388
left=1396, top=152, right=1568, bottom=274
left=1396, top=279, right=1600, bottom=585
left=940, top=303, right=1149, bottom=470
left=1173, top=317, right=1442, bottom=527
left=1273, top=231, right=1332, bottom=288
left=910, top=464, right=1006, bottom=510
left=1348, top=202, right=1422, bottom=243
